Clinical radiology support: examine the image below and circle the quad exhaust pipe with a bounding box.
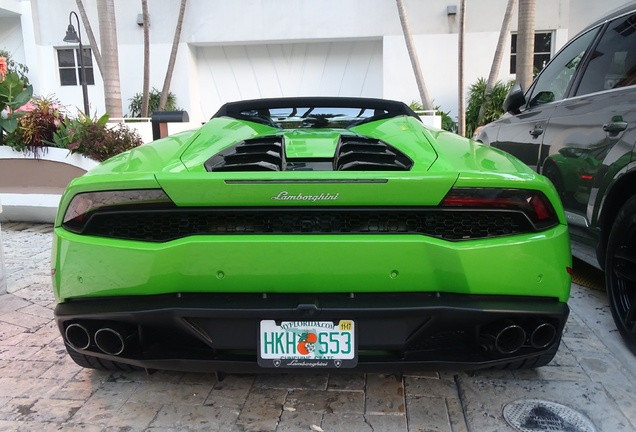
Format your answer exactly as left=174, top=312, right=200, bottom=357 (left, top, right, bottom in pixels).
left=65, top=323, right=92, bottom=351
left=95, top=326, right=128, bottom=356
left=480, top=320, right=526, bottom=354
left=65, top=322, right=136, bottom=356
left=529, top=321, right=557, bottom=349
left=479, top=320, right=557, bottom=354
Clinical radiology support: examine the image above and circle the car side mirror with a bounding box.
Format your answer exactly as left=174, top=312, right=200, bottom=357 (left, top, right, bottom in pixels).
left=502, top=83, right=526, bottom=114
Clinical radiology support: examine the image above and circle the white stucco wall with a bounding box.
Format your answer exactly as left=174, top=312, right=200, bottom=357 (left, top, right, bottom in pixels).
left=568, top=0, right=635, bottom=35
left=192, top=39, right=383, bottom=120
left=0, top=16, right=24, bottom=63
left=2, top=0, right=634, bottom=124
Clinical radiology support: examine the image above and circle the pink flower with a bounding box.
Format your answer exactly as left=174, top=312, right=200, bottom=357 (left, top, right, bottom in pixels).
left=14, top=101, right=35, bottom=113
left=0, top=56, right=7, bottom=81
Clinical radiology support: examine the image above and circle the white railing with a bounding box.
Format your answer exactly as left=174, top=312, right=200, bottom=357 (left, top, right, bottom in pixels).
left=109, top=118, right=202, bottom=144
left=415, top=110, right=442, bottom=129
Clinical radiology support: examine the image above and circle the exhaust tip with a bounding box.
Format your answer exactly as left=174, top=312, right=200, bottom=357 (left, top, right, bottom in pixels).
left=495, top=324, right=526, bottom=354
left=65, top=323, right=91, bottom=351
left=530, top=322, right=557, bottom=349
left=95, top=328, right=126, bottom=356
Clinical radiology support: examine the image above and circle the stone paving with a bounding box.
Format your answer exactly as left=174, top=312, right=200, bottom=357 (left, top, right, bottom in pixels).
left=0, top=222, right=635, bottom=431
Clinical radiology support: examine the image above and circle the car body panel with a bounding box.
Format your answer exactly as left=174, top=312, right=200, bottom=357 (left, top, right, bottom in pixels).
left=52, top=97, right=571, bottom=372
left=486, top=106, right=557, bottom=171
left=87, top=130, right=197, bottom=175
left=52, top=225, right=570, bottom=303
left=542, top=89, right=636, bottom=227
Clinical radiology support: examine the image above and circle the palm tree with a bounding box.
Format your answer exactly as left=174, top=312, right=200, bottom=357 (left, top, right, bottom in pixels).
left=457, top=0, right=466, bottom=136
left=97, top=0, right=123, bottom=117
left=159, top=0, right=187, bottom=111
left=478, top=0, right=515, bottom=124
left=516, top=0, right=536, bottom=91
left=395, top=0, right=433, bottom=110
left=141, top=0, right=150, bottom=117
left=75, top=0, right=103, bottom=75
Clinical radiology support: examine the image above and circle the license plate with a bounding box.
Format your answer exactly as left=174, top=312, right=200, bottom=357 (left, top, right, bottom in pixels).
left=258, top=320, right=357, bottom=368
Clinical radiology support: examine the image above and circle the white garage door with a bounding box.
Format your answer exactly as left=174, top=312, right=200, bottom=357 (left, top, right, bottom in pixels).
left=194, top=40, right=383, bottom=119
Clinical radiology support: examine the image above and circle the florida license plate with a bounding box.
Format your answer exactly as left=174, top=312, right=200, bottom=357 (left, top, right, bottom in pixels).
left=258, top=320, right=357, bottom=368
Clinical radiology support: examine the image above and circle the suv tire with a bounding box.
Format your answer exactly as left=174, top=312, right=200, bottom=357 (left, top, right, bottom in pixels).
left=605, top=195, right=636, bottom=355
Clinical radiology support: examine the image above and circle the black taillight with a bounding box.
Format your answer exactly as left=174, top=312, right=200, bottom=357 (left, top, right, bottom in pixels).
left=63, top=189, right=174, bottom=233
left=440, top=188, right=559, bottom=230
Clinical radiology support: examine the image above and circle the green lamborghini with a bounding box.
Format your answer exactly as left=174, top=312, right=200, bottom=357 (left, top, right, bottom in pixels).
left=52, top=97, right=571, bottom=373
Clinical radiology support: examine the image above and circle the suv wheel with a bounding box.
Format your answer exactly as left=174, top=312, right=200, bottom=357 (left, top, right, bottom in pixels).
left=606, top=195, right=636, bottom=354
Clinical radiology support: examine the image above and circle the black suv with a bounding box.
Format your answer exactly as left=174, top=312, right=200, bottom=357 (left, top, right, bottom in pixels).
left=475, top=2, right=636, bottom=353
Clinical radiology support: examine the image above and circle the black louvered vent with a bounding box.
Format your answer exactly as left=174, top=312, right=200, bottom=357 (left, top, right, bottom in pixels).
left=205, top=135, right=413, bottom=172
left=204, top=137, right=284, bottom=172
left=334, top=137, right=413, bottom=171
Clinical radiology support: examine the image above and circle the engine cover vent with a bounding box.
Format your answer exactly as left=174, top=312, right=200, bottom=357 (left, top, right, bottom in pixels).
left=205, top=137, right=285, bottom=172
left=334, top=137, right=413, bottom=171
left=204, top=135, right=413, bottom=172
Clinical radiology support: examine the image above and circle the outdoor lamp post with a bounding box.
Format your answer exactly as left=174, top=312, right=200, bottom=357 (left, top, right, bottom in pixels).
left=63, top=11, right=90, bottom=116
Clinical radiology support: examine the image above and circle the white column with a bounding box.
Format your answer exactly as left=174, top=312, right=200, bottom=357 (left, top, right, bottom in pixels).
left=18, top=0, right=42, bottom=94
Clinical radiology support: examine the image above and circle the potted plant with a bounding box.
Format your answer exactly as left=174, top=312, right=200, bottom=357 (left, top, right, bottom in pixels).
left=0, top=55, right=33, bottom=145
left=0, top=58, right=143, bottom=222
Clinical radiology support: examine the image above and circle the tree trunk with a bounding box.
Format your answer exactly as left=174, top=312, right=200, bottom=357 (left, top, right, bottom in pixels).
left=478, top=0, right=515, bottom=123
left=516, top=0, right=536, bottom=91
left=141, top=0, right=150, bottom=117
left=97, top=0, right=123, bottom=118
left=75, top=0, right=103, bottom=76
left=159, top=0, right=187, bottom=111
left=395, top=0, right=433, bottom=110
left=457, top=0, right=466, bottom=136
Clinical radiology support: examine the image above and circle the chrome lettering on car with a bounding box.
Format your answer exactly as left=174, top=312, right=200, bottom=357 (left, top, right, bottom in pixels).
left=271, top=191, right=340, bottom=202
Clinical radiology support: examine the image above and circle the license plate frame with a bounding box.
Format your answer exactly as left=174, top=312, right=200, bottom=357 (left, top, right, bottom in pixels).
left=258, top=320, right=357, bottom=369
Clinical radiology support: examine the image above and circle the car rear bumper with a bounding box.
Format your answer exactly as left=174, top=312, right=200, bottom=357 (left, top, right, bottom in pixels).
left=55, top=292, right=569, bottom=373
left=52, top=226, right=572, bottom=303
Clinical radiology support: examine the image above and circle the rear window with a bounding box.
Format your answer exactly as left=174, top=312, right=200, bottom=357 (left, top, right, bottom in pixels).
left=239, top=106, right=389, bottom=129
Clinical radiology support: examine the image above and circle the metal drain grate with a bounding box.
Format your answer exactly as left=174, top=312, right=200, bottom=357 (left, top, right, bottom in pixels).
left=502, top=399, right=597, bottom=432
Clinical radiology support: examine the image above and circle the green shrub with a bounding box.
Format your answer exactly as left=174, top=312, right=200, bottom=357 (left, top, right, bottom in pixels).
left=128, top=88, right=178, bottom=117
left=54, top=112, right=143, bottom=162
left=4, top=96, right=64, bottom=155
left=465, top=78, right=514, bottom=138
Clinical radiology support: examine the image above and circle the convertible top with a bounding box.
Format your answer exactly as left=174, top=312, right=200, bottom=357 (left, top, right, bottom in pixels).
left=212, top=97, right=421, bottom=121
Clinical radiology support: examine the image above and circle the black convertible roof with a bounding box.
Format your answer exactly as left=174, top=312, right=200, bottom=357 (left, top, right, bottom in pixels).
left=212, top=97, right=421, bottom=121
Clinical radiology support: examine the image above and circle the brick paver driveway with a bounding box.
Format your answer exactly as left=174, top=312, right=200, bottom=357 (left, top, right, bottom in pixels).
left=1, top=223, right=635, bottom=431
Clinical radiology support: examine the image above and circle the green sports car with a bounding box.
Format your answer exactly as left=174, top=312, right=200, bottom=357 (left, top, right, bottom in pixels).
left=52, top=97, right=571, bottom=373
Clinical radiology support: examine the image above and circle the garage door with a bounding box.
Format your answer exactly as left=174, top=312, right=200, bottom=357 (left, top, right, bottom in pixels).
left=194, top=40, right=382, bottom=118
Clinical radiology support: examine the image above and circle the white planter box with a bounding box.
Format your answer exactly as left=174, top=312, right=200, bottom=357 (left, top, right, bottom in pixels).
left=0, top=146, right=98, bottom=223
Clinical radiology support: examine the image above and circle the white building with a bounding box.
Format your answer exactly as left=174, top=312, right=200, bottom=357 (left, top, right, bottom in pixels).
left=0, top=0, right=633, bottom=124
